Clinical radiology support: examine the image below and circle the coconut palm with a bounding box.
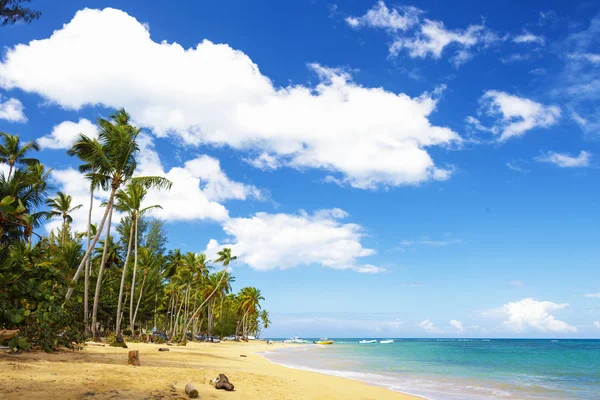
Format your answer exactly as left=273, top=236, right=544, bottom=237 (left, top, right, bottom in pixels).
left=183, top=248, right=236, bottom=335
left=0, top=132, right=40, bottom=178
left=111, top=182, right=163, bottom=339
left=46, top=192, right=82, bottom=244
left=238, top=287, right=264, bottom=339
left=64, top=108, right=171, bottom=341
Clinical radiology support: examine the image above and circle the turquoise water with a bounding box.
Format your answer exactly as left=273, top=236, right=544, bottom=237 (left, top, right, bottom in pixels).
left=261, top=339, right=600, bottom=399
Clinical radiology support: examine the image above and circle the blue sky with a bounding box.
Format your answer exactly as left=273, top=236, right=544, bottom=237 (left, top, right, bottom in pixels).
left=1, top=0, right=599, bottom=338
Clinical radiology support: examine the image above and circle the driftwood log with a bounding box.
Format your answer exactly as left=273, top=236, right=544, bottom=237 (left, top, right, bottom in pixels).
left=127, top=350, right=141, bottom=366
left=210, top=374, right=234, bottom=391
left=185, top=383, right=199, bottom=398
left=158, top=347, right=170, bottom=352
left=0, top=330, right=19, bottom=342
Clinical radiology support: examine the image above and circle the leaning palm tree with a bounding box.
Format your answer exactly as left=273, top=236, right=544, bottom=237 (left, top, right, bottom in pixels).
left=64, top=109, right=171, bottom=341
left=46, top=192, right=82, bottom=244
left=183, top=248, right=237, bottom=335
left=0, top=132, right=40, bottom=178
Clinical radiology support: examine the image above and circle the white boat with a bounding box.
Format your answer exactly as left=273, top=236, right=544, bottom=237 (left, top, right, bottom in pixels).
left=359, top=339, right=377, bottom=344
left=379, top=339, right=394, bottom=344
left=283, top=336, right=308, bottom=344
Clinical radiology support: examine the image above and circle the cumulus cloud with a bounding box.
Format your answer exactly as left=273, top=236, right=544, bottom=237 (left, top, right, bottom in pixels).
left=0, top=96, right=26, bottom=122
left=584, top=293, right=600, bottom=298
left=135, top=135, right=262, bottom=222
left=0, top=7, right=460, bottom=190
left=205, top=209, right=383, bottom=273
left=345, top=1, right=420, bottom=31
left=468, top=91, right=560, bottom=142
left=513, top=31, right=545, bottom=45
left=493, top=298, right=576, bottom=333
left=37, top=118, right=98, bottom=149
left=535, top=150, right=591, bottom=168
left=595, top=321, right=600, bottom=329
left=449, top=319, right=465, bottom=333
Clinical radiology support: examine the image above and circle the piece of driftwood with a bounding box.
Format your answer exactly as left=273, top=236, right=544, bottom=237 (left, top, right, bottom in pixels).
left=127, top=350, right=141, bottom=366
left=158, top=347, right=170, bottom=352
left=210, top=374, right=234, bottom=391
left=185, top=383, right=199, bottom=398
left=0, top=329, right=19, bottom=342
left=85, top=341, right=106, bottom=347
left=240, top=354, right=247, bottom=357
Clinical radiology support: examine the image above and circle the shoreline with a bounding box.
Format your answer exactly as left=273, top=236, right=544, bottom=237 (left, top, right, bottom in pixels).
left=257, top=348, right=428, bottom=399
left=0, top=341, right=420, bottom=399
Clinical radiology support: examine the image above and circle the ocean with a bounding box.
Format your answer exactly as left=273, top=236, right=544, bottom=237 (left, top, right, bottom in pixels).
left=260, top=339, right=600, bottom=399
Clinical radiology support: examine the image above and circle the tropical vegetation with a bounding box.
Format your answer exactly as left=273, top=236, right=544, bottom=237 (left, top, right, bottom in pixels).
left=0, top=109, right=270, bottom=352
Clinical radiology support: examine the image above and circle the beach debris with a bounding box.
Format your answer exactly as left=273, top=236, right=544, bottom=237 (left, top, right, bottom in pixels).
left=127, top=350, right=141, bottom=366
left=185, top=383, right=199, bottom=398
left=158, top=347, right=170, bottom=352
left=84, top=341, right=106, bottom=347
left=0, top=329, right=19, bottom=342
left=240, top=354, right=247, bottom=357
left=209, top=374, right=235, bottom=391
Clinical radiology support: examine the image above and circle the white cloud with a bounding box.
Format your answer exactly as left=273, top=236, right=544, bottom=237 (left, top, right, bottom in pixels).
left=418, top=319, right=437, bottom=333
left=509, top=280, right=525, bottom=287
left=0, top=7, right=460, bottom=189
left=535, top=151, right=591, bottom=168
left=135, top=135, right=262, bottom=222
left=0, top=96, right=26, bottom=122
left=567, top=53, right=600, bottom=63
left=495, top=298, right=576, bottom=333
left=473, top=91, right=560, bottom=142
left=513, top=31, right=545, bottom=45
left=584, top=293, right=600, bottom=298
left=390, top=19, right=492, bottom=60
left=345, top=1, right=420, bottom=31
left=594, top=321, right=600, bottom=329
left=205, top=208, right=382, bottom=273
left=449, top=319, right=464, bottom=333
left=37, top=118, right=98, bottom=149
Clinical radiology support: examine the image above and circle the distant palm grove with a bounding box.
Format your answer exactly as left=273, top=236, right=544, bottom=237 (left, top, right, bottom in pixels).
left=0, top=109, right=270, bottom=351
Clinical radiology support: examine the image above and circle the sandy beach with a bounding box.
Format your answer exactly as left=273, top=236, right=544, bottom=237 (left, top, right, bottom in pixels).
left=0, top=341, right=419, bottom=400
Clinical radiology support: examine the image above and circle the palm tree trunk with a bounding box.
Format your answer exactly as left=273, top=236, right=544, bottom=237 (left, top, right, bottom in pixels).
left=66, top=186, right=116, bottom=302
left=129, top=214, right=139, bottom=338
left=62, top=216, right=67, bottom=245
left=115, top=219, right=135, bottom=339
left=91, top=199, right=115, bottom=342
left=132, top=270, right=148, bottom=333
left=84, top=170, right=94, bottom=335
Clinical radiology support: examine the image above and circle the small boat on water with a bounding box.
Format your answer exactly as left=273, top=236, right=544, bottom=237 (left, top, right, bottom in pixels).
left=359, top=339, right=377, bottom=344
left=316, top=338, right=334, bottom=345
left=379, top=339, right=394, bottom=344
left=283, top=336, right=308, bottom=344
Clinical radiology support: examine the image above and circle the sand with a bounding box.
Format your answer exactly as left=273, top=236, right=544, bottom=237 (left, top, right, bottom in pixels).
left=0, top=341, right=420, bottom=399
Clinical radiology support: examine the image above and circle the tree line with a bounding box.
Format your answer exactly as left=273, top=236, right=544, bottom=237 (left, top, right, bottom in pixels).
left=0, top=109, right=270, bottom=351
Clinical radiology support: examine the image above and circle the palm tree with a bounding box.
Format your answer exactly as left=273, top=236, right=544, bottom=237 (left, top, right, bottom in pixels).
left=46, top=192, right=82, bottom=244
left=112, top=181, right=163, bottom=339
left=0, top=132, right=40, bottom=179
left=25, top=164, right=52, bottom=246
left=64, top=108, right=171, bottom=341
left=183, top=248, right=236, bottom=335
left=238, top=287, right=264, bottom=339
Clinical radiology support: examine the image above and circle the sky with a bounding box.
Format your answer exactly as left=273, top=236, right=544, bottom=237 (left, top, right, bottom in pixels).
left=1, top=0, right=599, bottom=338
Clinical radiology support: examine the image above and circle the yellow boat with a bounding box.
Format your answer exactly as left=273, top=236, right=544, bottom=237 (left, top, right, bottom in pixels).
left=316, top=338, right=334, bottom=345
